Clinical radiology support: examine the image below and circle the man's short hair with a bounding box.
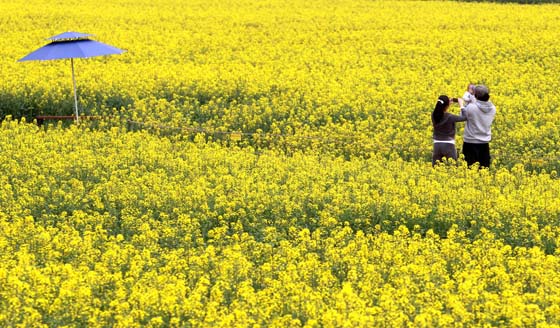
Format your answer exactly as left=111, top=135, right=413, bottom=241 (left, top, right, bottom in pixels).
left=475, top=85, right=490, bottom=101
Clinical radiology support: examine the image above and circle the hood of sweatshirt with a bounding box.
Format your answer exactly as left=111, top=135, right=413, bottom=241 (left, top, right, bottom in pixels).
left=476, top=100, right=495, bottom=113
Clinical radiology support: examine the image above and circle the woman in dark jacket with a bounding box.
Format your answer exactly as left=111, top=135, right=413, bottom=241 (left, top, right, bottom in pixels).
left=432, top=95, right=466, bottom=166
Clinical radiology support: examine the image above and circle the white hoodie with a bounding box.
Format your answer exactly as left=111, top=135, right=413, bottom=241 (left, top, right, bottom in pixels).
left=462, top=100, right=496, bottom=143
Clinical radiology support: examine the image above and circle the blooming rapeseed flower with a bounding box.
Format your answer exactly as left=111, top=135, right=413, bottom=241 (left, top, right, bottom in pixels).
left=1, top=0, right=560, bottom=326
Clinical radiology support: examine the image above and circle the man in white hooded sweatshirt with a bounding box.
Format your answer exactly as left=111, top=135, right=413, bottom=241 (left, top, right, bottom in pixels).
left=461, top=85, right=496, bottom=168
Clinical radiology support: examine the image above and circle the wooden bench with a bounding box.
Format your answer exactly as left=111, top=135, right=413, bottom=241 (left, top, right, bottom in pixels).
left=35, top=115, right=106, bottom=126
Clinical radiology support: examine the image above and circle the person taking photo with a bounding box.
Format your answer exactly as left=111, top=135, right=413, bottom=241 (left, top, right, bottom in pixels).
left=432, top=95, right=467, bottom=166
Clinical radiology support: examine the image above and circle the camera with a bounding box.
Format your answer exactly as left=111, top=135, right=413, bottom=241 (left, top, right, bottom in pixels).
left=451, top=98, right=458, bottom=103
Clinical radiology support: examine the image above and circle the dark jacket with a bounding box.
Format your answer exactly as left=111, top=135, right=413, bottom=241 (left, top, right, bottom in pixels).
left=432, top=111, right=467, bottom=141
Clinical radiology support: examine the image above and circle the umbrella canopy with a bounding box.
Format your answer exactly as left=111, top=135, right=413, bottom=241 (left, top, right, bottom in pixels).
left=18, top=32, right=125, bottom=121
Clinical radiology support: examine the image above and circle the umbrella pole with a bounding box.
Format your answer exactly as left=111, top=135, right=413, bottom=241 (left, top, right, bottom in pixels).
left=71, top=58, right=79, bottom=123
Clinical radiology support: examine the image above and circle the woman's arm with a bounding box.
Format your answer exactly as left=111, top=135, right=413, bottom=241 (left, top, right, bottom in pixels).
left=448, top=113, right=467, bottom=122
left=449, top=98, right=467, bottom=122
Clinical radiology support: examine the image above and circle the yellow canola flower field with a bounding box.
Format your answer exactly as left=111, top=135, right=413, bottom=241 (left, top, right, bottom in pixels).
left=1, top=121, right=560, bottom=326
left=1, top=0, right=560, bottom=169
left=1, top=0, right=560, bottom=326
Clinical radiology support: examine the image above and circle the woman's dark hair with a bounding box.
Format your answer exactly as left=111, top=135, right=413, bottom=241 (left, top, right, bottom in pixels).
left=432, top=95, right=449, bottom=125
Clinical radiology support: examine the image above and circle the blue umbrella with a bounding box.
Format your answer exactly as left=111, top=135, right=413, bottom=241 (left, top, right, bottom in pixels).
left=19, top=32, right=125, bottom=122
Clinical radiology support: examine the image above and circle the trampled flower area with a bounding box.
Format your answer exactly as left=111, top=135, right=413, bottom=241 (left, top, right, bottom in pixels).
left=1, top=0, right=560, bottom=326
